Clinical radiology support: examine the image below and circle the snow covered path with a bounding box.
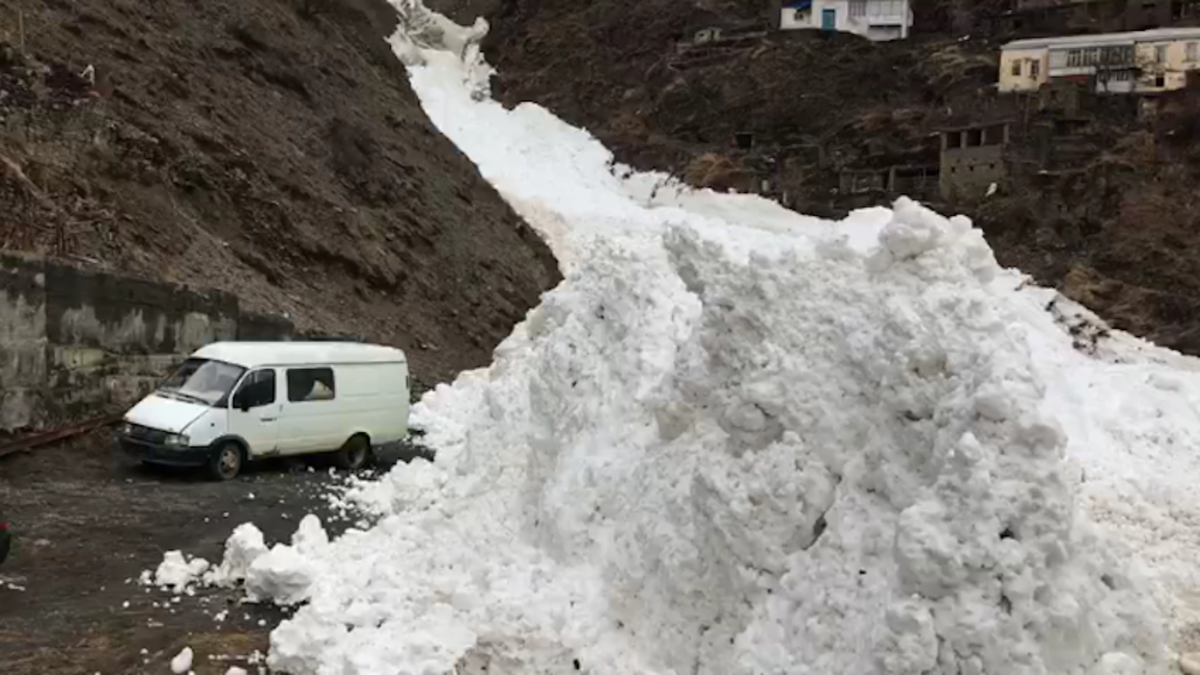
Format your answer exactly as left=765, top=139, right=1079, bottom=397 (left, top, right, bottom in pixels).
left=188, top=4, right=1200, bottom=674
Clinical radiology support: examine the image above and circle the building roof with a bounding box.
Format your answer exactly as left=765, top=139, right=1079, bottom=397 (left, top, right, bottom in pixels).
left=1003, top=27, right=1200, bottom=51
left=193, top=342, right=407, bottom=368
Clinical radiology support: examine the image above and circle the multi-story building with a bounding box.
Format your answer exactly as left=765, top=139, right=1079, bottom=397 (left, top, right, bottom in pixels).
left=999, top=27, right=1200, bottom=94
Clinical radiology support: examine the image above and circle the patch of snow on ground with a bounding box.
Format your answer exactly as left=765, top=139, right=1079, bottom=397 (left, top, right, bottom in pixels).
left=191, top=3, right=1200, bottom=674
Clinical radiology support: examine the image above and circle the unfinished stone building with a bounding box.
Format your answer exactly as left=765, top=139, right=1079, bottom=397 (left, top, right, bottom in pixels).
left=939, top=122, right=1012, bottom=200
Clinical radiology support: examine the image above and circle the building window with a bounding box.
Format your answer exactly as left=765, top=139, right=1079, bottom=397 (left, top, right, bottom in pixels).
left=1155, top=74, right=1166, bottom=87
left=287, top=367, right=336, bottom=402
left=1012, top=60, right=1022, bottom=76
left=850, top=0, right=867, bottom=18
left=1188, top=42, right=1198, bottom=61
left=1030, top=59, right=1040, bottom=78
left=1101, top=45, right=1134, bottom=66
left=1155, top=44, right=1167, bottom=63
left=864, top=0, right=903, bottom=17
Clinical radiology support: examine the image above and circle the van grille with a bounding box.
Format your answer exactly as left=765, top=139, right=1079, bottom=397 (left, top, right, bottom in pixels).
left=127, top=424, right=168, bottom=444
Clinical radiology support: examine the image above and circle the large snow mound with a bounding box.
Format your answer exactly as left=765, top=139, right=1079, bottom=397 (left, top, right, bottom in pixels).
left=208, top=3, right=1200, bottom=674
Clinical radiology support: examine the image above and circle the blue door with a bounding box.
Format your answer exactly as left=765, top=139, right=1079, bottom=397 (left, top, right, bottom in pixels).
left=822, top=8, right=836, bottom=31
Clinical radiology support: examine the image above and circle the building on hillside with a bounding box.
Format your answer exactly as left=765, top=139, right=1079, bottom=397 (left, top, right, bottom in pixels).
left=939, top=122, right=1012, bottom=201
left=988, top=0, right=1200, bottom=38
left=775, top=0, right=913, bottom=41
left=999, top=27, right=1200, bottom=94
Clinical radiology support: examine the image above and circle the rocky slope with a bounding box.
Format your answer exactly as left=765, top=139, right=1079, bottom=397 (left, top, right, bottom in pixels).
left=432, top=0, right=1200, bottom=355
left=0, top=0, right=560, bottom=383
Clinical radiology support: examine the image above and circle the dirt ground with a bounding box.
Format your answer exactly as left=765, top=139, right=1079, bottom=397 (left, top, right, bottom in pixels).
left=0, top=430, right=406, bottom=675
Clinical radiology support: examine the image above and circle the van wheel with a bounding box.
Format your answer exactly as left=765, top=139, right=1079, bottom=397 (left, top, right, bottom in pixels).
left=334, top=435, right=370, bottom=471
left=207, top=442, right=244, bottom=481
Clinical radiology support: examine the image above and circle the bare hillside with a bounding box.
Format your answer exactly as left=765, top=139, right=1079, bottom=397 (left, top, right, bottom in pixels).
left=0, top=0, right=561, bottom=382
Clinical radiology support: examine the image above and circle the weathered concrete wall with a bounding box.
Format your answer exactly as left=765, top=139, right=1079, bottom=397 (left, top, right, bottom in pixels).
left=0, top=253, right=294, bottom=432
left=0, top=256, right=48, bottom=432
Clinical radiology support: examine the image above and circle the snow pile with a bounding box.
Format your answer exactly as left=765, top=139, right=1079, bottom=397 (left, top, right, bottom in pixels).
left=192, top=2, right=1200, bottom=673
left=246, top=196, right=1168, bottom=674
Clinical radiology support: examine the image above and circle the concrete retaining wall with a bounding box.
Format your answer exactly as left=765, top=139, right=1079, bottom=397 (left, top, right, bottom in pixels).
left=0, top=253, right=296, bottom=432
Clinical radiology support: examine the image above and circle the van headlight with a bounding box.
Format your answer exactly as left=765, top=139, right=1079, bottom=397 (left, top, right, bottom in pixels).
left=163, top=434, right=190, bottom=449
left=117, top=423, right=134, bottom=436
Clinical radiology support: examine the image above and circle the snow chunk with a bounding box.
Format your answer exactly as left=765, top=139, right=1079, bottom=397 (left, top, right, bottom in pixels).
left=170, top=646, right=193, bottom=674
left=149, top=552, right=209, bottom=593
left=205, top=523, right=268, bottom=587
left=244, top=516, right=328, bottom=605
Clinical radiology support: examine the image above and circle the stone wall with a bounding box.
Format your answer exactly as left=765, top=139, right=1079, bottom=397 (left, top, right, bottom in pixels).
left=0, top=253, right=295, bottom=433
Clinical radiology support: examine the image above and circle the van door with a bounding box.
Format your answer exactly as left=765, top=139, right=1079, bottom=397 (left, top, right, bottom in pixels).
left=228, top=368, right=281, bottom=457
left=277, top=366, right=338, bottom=455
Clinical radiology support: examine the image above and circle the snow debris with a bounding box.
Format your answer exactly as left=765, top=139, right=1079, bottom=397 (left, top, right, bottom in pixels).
left=203, top=523, right=268, bottom=587
left=185, top=3, right=1200, bottom=674
left=225, top=668, right=249, bottom=675
left=243, top=515, right=328, bottom=605
left=169, top=646, right=193, bottom=674
left=145, top=551, right=209, bottom=593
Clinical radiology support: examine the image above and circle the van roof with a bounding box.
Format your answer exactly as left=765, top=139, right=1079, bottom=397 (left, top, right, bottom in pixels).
left=193, top=342, right=407, bottom=368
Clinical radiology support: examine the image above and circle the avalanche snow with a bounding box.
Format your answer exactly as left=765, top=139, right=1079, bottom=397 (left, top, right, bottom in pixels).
left=172, top=2, right=1200, bottom=674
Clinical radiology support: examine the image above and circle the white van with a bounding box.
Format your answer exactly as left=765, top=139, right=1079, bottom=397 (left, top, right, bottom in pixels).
left=117, top=342, right=410, bottom=480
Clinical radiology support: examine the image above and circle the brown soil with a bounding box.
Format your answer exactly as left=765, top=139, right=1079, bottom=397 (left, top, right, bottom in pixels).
left=0, top=431, right=418, bottom=675
left=0, top=0, right=560, bottom=385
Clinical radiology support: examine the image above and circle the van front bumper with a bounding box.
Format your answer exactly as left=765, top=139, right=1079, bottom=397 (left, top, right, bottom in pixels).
left=119, top=437, right=214, bottom=467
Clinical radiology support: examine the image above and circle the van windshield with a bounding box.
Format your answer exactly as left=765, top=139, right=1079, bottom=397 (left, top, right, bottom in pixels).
left=158, top=358, right=247, bottom=407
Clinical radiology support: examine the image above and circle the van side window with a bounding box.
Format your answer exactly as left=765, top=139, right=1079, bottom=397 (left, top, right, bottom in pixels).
left=233, top=370, right=276, bottom=409
left=287, top=367, right=336, bottom=402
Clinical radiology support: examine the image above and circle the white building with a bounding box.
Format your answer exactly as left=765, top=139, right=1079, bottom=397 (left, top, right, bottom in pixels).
left=999, top=27, right=1200, bottom=94
left=779, top=0, right=913, bottom=42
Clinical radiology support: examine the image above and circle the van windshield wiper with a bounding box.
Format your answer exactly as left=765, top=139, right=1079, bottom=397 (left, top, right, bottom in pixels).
left=158, top=389, right=211, bottom=406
